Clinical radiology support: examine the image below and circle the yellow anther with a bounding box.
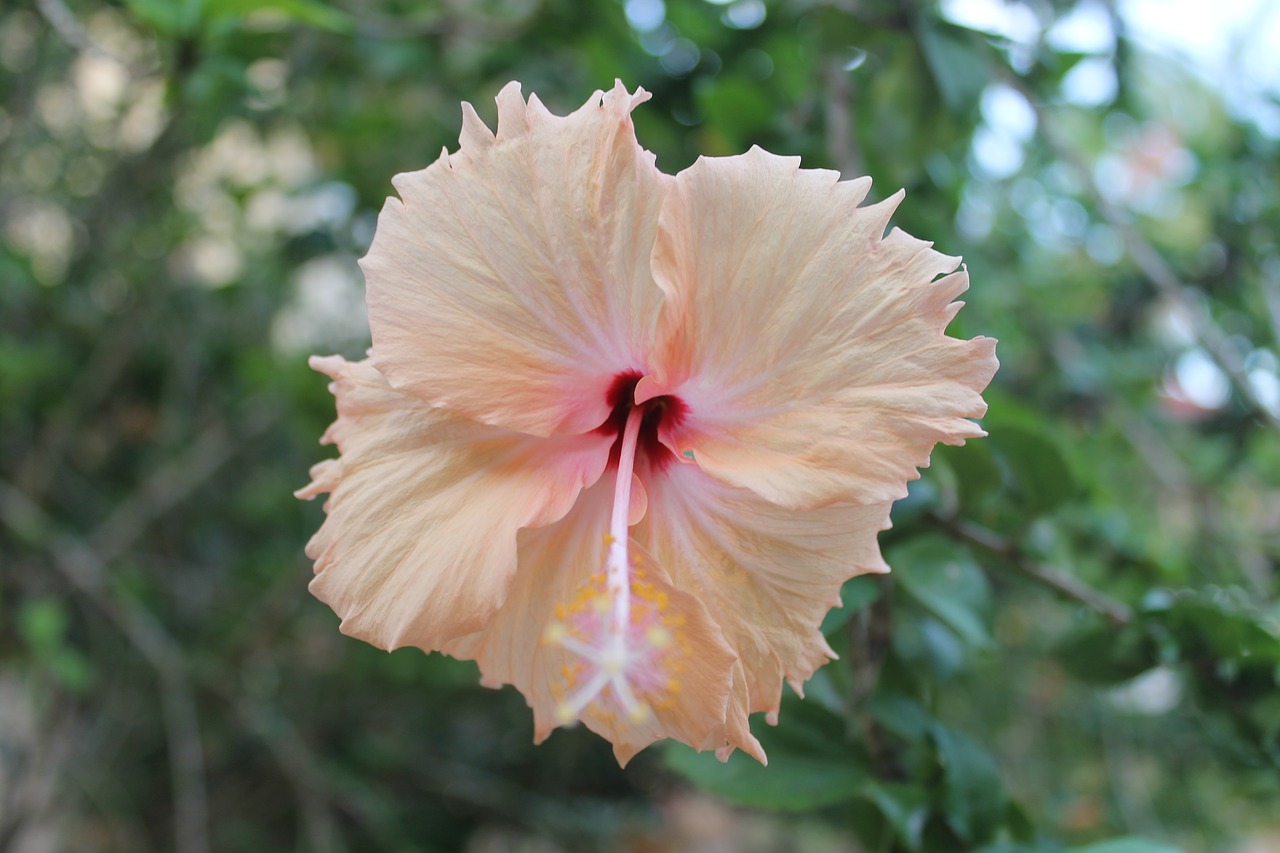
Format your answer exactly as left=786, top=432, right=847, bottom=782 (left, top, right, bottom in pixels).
left=645, top=626, right=672, bottom=648
left=627, top=703, right=652, bottom=723
left=543, top=622, right=567, bottom=645
left=555, top=703, right=577, bottom=725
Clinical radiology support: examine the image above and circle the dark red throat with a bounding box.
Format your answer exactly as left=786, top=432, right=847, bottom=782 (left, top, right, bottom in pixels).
left=598, top=370, right=686, bottom=473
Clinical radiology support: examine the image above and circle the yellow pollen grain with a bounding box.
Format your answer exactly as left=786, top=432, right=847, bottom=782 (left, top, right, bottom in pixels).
left=554, top=703, right=576, bottom=725
left=627, top=703, right=651, bottom=723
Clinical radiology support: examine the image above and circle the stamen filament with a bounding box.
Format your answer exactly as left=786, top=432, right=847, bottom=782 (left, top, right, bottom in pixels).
left=555, top=633, right=599, bottom=660
left=607, top=405, right=646, bottom=638
left=557, top=670, right=612, bottom=724
left=612, top=674, right=649, bottom=722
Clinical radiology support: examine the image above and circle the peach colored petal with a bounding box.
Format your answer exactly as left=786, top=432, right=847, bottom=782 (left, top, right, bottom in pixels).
left=296, top=355, right=613, bottom=650
left=636, top=461, right=893, bottom=722
left=300, top=82, right=1002, bottom=769
left=443, top=476, right=762, bottom=766
left=362, top=80, right=670, bottom=437
left=644, top=147, right=998, bottom=509
left=713, top=661, right=764, bottom=763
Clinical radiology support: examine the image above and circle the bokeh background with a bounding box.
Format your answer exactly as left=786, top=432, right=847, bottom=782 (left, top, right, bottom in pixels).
left=3, top=0, right=1279, bottom=851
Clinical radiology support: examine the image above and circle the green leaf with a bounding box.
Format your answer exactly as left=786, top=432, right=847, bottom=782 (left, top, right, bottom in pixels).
left=18, top=599, right=92, bottom=692
left=665, top=698, right=866, bottom=810
left=662, top=0, right=722, bottom=44
left=916, top=20, right=990, bottom=113
left=862, top=782, right=929, bottom=851
left=694, top=74, right=774, bottom=152
left=123, top=0, right=202, bottom=35
left=893, top=476, right=941, bottom=526
left=867, top=693, right=932, bottom=743
left=50, top=650, right=94, bottom=692
left=1150, top=588, right=1280, bottom=667
left=1004, top=799, right=1038, bottom=844
left=893, top=614, right=967, bottom=680
left=1067, top=837, right=1184, bottom=853
left=821, top=575, right=882, bottom=635
left=19, top=598, right=68, bottom=655
left=991, top=423, right=1078, bottom=517
left=931, top=723, right=1006, bottom=843
left=1055, top=620, right=1159, bottom=685
left=933, top=440, right=1002, bottom=510
left=891, top=537, right=993, bottom=649
left=203, top=0, right=356, bottom=33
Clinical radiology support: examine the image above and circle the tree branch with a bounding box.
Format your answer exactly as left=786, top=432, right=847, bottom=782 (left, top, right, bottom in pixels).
left=932, top=513, right=1133, bottom=626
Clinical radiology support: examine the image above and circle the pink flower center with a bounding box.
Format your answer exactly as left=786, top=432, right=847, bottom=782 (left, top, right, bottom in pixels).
left=543, top=564, right=686, bottom=727
left=543, top=379, right=689, bottom=728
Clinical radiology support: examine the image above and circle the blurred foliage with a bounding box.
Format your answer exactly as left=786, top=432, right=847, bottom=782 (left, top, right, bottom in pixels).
left=2, top=0, right=1279, bottom=851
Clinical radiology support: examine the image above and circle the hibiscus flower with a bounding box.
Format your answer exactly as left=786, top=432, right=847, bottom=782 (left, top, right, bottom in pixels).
left=297, top=81, right=997, bottom=765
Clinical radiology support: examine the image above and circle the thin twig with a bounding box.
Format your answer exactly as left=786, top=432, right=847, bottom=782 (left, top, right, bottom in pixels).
left=933, top=513, right=1133, bottom=626
left=226, top=689, right=623, bottom=848
left=35, top=0, right=110, bottom=57
left=229, top=696, right=338, bottom=853
left=1048, top=330, right=1197, bottom=492
left=3, top=502, right=343, bottom=853
left=16, top=301, right=151, bottom=500
left=34, top=0, right=153, bottom=77
left=5, top=400, right=292, bottom=851
left=1261, top=277, right=1280, bottom=352
left=0, top=677, right=78, bottom=852
left=6, top=404, right=343, bottom=850
left=88, top=406, right=280, bottom=562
